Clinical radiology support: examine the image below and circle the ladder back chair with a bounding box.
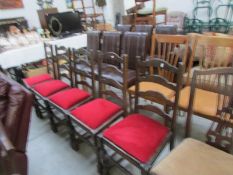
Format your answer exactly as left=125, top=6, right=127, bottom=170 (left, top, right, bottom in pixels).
left=45, top=47, right=94, bottom=133
left=23, top=43, right=55, bottom=88
left=185, top=67, right=233, bottom=137
left=23, top=43, right=68, bottom=120
left=99, top=58, right=183, bottom=175
left=67, top=52, right=128, bottom=172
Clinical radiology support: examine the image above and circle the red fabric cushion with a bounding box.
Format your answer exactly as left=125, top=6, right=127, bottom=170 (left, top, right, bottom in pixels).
left=71, top=98, right=121, bottom=129
left=23, top=74, right=53, bottom=86
left=103, top=114, right=169, bottom=163
left=49, top=88, right=91, bottom=109
left=33, top=80, right=69, bottom=97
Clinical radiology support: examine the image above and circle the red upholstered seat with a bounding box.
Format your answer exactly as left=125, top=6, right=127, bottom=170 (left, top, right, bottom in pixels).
left=49, top=88, right=91, bottom=109
left=33, top=80, right=69, bottom=97
left=103, top=114, right=169, bottom=163
left=71, top=98, right=122, bottom=129
left=23, top=74, right=53, bottom=87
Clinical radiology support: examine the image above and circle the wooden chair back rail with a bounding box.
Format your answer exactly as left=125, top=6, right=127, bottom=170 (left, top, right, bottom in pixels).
left=98, top=51, right=128, bottom=113
left=55, top=46, right=73, bottom=86
left=137, top=104, right=172, bottom=122
left=137, top=90, right=174, bottom=106
left=135, top=58, right=184, bottom=131
left=102, top=52, right=124, bottom=68
left=139, top=76, right=177, bottom=91
left=197, top=36, right=233, bottom=47
left=100, top=77, right=123, bottom=90
left=72, top=48, right=95, bottom=96
left=192, top=67, right=233, bottom=94
left=150, top=34, right=189, bottom=80
left=44, top=43, right=56, bottom=78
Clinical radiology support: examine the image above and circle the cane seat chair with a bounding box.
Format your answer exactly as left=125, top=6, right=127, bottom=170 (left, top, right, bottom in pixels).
left=67, top=52, right=128, bottom=171
left=99, top=58, right=183, bottom=175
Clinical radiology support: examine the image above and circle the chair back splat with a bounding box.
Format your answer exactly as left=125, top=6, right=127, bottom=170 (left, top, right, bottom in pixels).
left=72, top=48, right=96, bottom=97
left=150, top=34, right=189, bottom=80
left=44, top=43, right=56, bottom=78
left=135, top=58, right=184, bottom=132
left=87, top=31, right=101, bottom=52
left=101, top=31, right=122, bottom=66
left=98, top=51, right=128, bottom=115
left=55, top=46, right=73, bottom=86
left=121, top=32, right=148, bottom=70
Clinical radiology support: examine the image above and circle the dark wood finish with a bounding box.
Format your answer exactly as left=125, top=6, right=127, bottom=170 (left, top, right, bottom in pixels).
left=101, top=31, right=121, bottom=66
left=99, top=58, right=184, bottom=175
left=55, top=46, right=73, bottom=86
left=45, top=48, right=96, bottom=133
left=44, top=43, right=57, bottom=78
left=67, top=51, right=128, bottom=173
left=121, top=32, right=148, bottom=70
left=134, top=25, right=153, bottom=54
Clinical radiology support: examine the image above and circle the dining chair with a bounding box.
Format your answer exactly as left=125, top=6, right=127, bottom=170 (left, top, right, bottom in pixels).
left=67, top=52, right=128, bottom=172
left=184, top=67, right=233, bottom=137
left=98, top=58, right=183, bottom=175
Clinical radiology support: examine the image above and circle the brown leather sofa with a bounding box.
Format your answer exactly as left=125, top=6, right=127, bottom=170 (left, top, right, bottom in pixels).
left=0, top=73, right=33, bottom=175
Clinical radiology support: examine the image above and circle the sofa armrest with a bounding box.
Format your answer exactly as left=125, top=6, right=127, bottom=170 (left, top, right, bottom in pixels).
left=0, top=121, right=14, bottom=152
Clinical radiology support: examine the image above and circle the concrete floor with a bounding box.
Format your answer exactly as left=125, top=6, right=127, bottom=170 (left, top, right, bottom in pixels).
left=27, top=108, right=212, bottom=175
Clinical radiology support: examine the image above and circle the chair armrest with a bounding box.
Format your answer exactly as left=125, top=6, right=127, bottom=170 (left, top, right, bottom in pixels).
left=0, top=122, right=14, bottom=152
